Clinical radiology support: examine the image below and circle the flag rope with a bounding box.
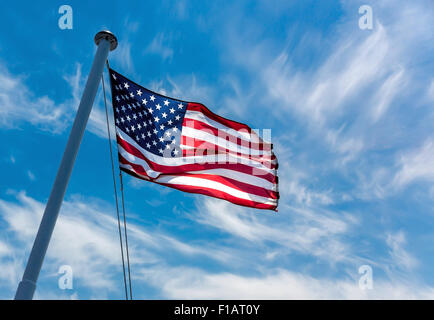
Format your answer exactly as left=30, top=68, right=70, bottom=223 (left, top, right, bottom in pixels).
left=101, top=68, right=130, bottom=300
left=119, top=171, right=133, bottom=299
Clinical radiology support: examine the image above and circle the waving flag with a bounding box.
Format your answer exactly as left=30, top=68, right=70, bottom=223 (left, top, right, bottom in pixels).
left=109, top=68, right=279, bottom=210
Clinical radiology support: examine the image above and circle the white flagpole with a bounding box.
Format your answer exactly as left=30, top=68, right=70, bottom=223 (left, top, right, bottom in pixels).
left=14, top=30, right=118, bottom=300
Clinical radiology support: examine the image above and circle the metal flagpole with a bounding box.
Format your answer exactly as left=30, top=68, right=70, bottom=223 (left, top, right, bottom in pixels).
left=14, top=30, right=118, bottom=300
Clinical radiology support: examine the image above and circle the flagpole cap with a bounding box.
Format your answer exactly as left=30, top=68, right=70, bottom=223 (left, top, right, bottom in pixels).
left=94, top=30, right=118, bottom=51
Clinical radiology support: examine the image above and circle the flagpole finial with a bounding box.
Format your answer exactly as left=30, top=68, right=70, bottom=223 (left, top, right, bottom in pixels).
left=94, top=30, right=118, bottom=51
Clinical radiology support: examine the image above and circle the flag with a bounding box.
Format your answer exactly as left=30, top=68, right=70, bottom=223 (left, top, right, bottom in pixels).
left=108, top=68, right=279, bottom=210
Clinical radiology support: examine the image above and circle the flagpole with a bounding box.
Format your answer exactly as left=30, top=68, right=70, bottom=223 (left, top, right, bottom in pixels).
left=14, top=30, right=118, bottom=300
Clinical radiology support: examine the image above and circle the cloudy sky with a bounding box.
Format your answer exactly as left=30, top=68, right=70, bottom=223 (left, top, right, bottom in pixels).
left=0, top=0, right=434, bottom=299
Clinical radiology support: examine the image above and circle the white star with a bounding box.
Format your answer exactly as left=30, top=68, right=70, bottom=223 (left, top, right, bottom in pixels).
left=166, top=144, right=171, bottom=149
left=178, top=103, right=184, bottom=109
left=159, top=137, right=164, bottom=142
left=141, top=133, right=145, bottom=139
left=152, top=140, right=157, bottom=146
left=126, top=115, right=131, bottom=122
left=164, top=99, right=169, bottom=106
left=148, top=107, right=154, bottom=114
left=124, top=82, right=129, bottom=89
left=158, top=148, right=163, bottom=154
left=115, top=119, right=120, bottom=125
left=116, top=96, right=120, bottom=102
left=167, top=120, right=173, bottom=125
left=133, top=114, right=137, bottom=120
left=172, top=127, right=178, bottom=132
left=112, top=73, right=117, bottom=80
left=137, top=89, right=142, bottom=96
left=142, top=98, right=148, bottom=105
left=154, top=116, right=160, bottom=123
left=165, top=131, right=171, bottom=137
left=153, top=128, right=158, bottom=135
left=147, top=131, right=152, bottom=137
left=160, top=124, right=165, bottom=130
left=169, top=108, right=175, bottom=114
left=137, top=123, right=142, bottom=129
left=173, top=149, right=179, bottom=155
left=129, top=92, right=134, bottom=98
left=162, top=112, right=167, bottom=118
left=116, top=107, right=120, bottom=113
left=121, top=106, right=126, bottom=112
left=175, top=115, right=181, bottom=121
left=146, top=142, right=151, bottom=149
left=131, top=125, right=135, bottom=132
left=156, top=104, right=162, bottom=110
left=120, top=117, right=125, bottom=123
left=150, top=95, right=155, bottom=102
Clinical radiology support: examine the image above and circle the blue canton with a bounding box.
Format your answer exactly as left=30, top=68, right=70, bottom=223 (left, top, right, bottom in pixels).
left=109, top=69, right=186, bottom=157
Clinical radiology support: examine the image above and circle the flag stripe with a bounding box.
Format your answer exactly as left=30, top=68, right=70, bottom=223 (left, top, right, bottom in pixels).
left=117, top=129, right=277, bottom=182
left=119, top=154, right=278, bottom=200
left=183, top=115, right=272, bottom=151
left=186, top=103, right=266, bottom=141
left=181, top=126, right=273, bottom=157
left=180, top=137, right=276, bottom=165
left=118, top=144, right=278, bottom=195
left=120, top=165, right=277, bottom=210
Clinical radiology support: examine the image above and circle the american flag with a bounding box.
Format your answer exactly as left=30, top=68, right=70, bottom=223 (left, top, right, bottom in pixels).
left=109, top=68, right=279, bottom=210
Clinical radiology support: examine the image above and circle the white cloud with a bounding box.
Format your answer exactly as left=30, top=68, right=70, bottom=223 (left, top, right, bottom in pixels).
left=386, top=231, right=418, bottom=271
left=192, top=197, right=357, bottom=264
left=145, top=33, right=174, bottom=62
left=263, top=24, right=391, bottom=125
left=26, top=171, right=35, bottom=181
left=393, top=139, right=434, bottom=188
left=140, top=265, right=434, bottom=299
left=0, top=64, right=70, bottom=133
left=0, top=191, right=238, bottom=298
left=63, top=63, right=115, bottom=140
left=370, top=68, right=405, bottom=122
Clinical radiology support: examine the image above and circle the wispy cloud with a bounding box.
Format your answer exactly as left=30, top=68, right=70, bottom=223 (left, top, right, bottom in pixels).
left=0, top=63, right=71, bottom=133
left=145, top=33, right=174, bottom=62
left=0, top=191, right=239, bottom=298
left=393, top=138, right=434, bottom=188
left=139, top=265, right=434, bottom=299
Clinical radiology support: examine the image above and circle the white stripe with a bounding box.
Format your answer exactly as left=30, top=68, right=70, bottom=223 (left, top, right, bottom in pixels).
left=154, top=175, right=277, bottom=205
left=118, top=144, right=159, bottom=178
left=117, top=128, right=276, bottom=175
left=119, top=144, right=277, bottom=190
left=185, top=110, right=264, bottom=142
left=180, top=142, right=277, bottom=167
left=183, top=169, right=277, bottom=192
left=182, top=126, right=272, bottom=156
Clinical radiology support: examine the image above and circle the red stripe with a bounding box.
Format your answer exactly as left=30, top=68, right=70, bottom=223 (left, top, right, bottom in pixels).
left=121, top=164, right=277, bottom=211
left=187, top=103, right=269, bottom=145
left=117, top=134, right=277, bottom=184
left=181, top=136, right=277, bottom=166
left=119, top=153, right=278, bottom=200
left=158, top=183, right=277, bottom=210
left=182, top=118, right=272, bottom=151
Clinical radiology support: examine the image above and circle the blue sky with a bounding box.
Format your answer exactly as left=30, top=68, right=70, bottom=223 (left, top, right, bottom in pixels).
left=0, top=0, right=434, bottom=299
